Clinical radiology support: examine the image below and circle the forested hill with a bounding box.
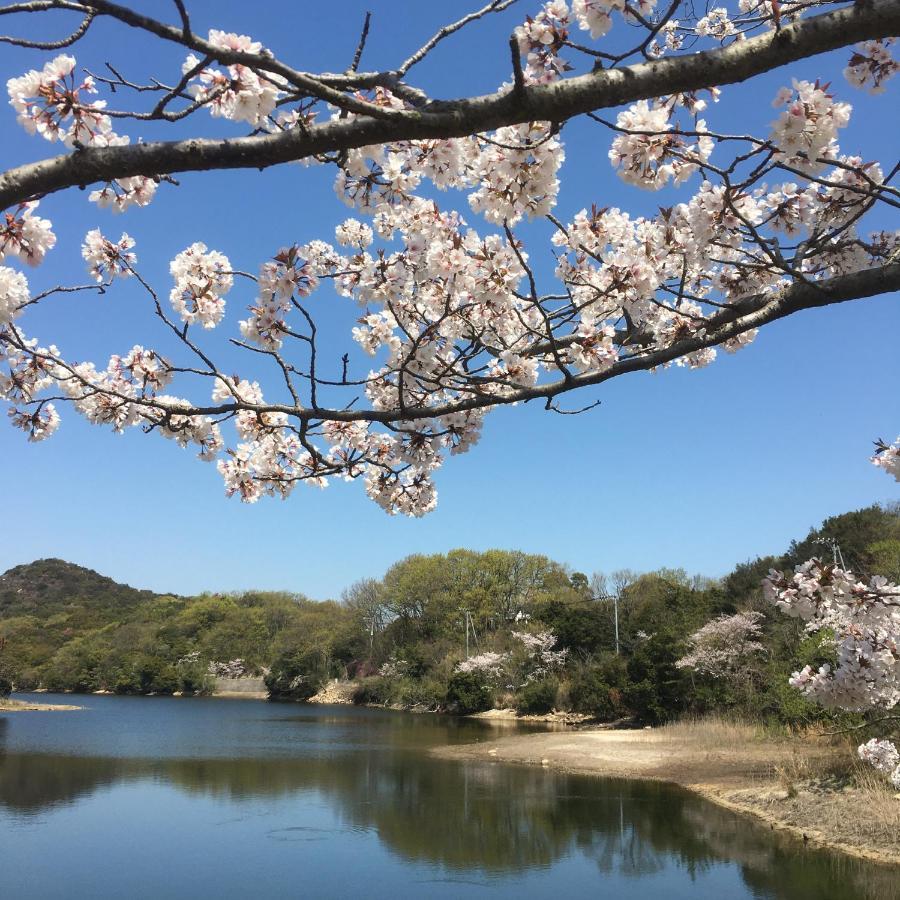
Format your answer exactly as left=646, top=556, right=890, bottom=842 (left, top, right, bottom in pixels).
left=0, top=558, right=164, bottom=619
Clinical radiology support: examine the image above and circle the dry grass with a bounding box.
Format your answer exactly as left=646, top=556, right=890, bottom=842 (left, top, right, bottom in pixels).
left=851, top=765, right=900, bottom=831
left=657, top=715, right=770, bottom=749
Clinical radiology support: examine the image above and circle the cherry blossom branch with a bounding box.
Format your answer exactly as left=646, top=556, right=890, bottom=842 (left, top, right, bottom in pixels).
left=3, top=0, right=899, bottom=210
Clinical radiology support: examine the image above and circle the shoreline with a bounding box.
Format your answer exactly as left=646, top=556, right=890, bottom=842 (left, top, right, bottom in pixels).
left=435, top=724, right=900, bottom=867
left=0, top=698, right=81, bottom=711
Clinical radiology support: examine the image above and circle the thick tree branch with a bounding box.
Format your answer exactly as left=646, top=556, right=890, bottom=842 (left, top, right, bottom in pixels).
left=2, top=0, right=899, bottom=209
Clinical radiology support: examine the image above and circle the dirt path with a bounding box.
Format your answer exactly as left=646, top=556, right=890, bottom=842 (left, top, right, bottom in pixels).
left=436, top=725, right=900, bottom=866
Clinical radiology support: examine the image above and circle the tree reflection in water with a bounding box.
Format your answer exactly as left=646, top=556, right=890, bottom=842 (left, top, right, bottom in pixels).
left=1, top=736, right=895, bottom=899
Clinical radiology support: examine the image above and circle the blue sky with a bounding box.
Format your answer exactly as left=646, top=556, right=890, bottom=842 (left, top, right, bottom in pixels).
left=1, top=1, right=897, bottom=598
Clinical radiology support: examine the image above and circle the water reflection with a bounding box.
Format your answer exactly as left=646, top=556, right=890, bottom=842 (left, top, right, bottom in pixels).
left=1, top=697, right=896, bottom=900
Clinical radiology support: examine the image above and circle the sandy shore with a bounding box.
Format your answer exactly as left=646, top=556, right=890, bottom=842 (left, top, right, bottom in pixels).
left=0, top=698, right=81, bottom=711
left=436, top=723, right=900, bottom=866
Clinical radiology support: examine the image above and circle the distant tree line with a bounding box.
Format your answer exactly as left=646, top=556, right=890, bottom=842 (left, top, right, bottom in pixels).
left=1, top=504, right=898, bottom=726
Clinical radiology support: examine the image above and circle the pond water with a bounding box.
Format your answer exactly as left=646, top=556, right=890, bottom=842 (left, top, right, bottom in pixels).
left=1, top=694, right=894, bottom=899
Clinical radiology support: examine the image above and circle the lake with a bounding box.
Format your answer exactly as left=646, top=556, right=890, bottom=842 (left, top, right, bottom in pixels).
left=1, top=693, right=894, bottom=899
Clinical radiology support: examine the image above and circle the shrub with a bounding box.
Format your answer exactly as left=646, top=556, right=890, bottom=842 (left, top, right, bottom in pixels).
left=265, top=649, right=328, bottom=701
left=352, top=676, right=392, bottom=706
left=568, top=668, right=618, bottom=719
left=445, top=670, right=494, bottom=714
left=396, top=675, right=447, bottom=710
left=515, top=677, right=558, bottom=715
left=0, top=671, right=12, bottom=698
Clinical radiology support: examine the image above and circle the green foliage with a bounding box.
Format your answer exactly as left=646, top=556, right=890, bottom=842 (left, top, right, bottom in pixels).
left=537, top=601, right=613, bottom=656
left=785, top=504, right=900, bottom=573
left=568, top=666, right=622, bottom=719
left=2, top=504, right=897, bottom=726
left=624, top=630, right=689, bottom=724
left=352, top=677, right=392, bottom=706
left=445, top=671, right=494, bottom=714
left=515, top=678, right=558, bottom=715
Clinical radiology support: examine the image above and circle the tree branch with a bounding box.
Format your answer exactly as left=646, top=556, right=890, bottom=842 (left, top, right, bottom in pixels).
left=3, top=0, right=898, bottom=209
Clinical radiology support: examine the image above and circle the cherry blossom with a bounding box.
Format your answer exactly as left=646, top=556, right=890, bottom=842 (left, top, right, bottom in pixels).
left=0, top=1, right=896, bottom=516
left=513, top=629, right=568, bottom=682
left=770, top=80, right=851, bottom=173
left=871, top=437, right=900, bottom=482
left=858, top=738, right=900, bottom=788
left=676, top=612, right=767, bottom=679
left=764, top=560, right=899, bottom=712
left=89, top=176, right=158, bottom=213
left=695, top=9, right=736, bottom=41
left=609, top=101, right=712, bottom=189
left=169, top=243, right=233, bottom=329
left=8, top=402, right=59, bottom=441
left=81, top=230, right=136, bottom=283
left=0, top=267, right=29, bottom=325
left=844, top=39, right=899, bottom=93
left=0, top=203, right=56, bottom=267
left=6, top=54, right=120, bottom=147
left=456, top=651, right=510, bottom=677
left=183, top=31, right=283, bottom=128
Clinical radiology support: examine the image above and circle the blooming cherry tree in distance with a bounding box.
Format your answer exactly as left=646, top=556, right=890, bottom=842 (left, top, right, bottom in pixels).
left=676, top=611, right=767, bottom=680
left=0, top=0, right=897, bottom=515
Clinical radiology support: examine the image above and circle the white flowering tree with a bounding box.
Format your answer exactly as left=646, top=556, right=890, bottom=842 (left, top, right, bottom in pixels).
left=0, top=1, right=898, bottom=514
left=764, top=453, right=900, bottom=788
left=676, top=611, right=767, bottom=680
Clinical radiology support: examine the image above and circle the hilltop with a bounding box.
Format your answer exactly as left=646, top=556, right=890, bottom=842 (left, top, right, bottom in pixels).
left=0, top=558, right=164, bottom=620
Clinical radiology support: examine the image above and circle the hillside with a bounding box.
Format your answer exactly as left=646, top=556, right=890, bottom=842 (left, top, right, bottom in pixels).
left=0, top=558, right=164, bottom=619
left=0, top=558, right=319, bottom=695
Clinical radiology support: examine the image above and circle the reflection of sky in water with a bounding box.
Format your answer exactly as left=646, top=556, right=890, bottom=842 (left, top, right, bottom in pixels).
left=0, top=695, right=890, bottom=900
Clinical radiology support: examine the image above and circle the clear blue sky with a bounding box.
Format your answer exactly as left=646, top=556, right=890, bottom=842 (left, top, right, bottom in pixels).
left=2, top=1, right=897, bottom=598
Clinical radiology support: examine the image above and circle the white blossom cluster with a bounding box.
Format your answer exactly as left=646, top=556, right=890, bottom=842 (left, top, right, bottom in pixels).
left=81, top=229, right=136, bottom=283
left=512, top=629, right=568, bottom=683
left=88, top=176, right=158, bottom=213
left=378, top=656, right=410, bottom=679
left=763, top=560, right=900, bottom=712
left=770, top=80, right=851, bottom=173
left=857, top=738, right=900, bottom=789
left=7, top=403, right=59, bottom=441
left=676, top=611, right=767, bottom=678
left=609, top=98, right=713, bottom=190
left=515, top=1, right=658, bottom=82
left=207, top=658, right=250, bottom=678
left=0, top=202, right=56, bottom=267
left=456, top=651, right=510, bottom=678
left=6, top=54, right=118, bottom=147
left=0, top=267, right=29, bottom=325
left=844, top=39, right=899, bottom=94
left=871, top=437, right=900, bottom=482
left=183, top=30, right=283, bottom=128
left=169, top=242, right=234, bottom=329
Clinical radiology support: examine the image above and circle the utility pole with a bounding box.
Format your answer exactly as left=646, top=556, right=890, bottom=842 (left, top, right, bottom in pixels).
left=594, top=592, right=620, bottom=655
left=462, top=610, right=478, bottom=658
left=815, top=536, right=846, bottom=569
left=613, top=593, right=620, bottom=656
